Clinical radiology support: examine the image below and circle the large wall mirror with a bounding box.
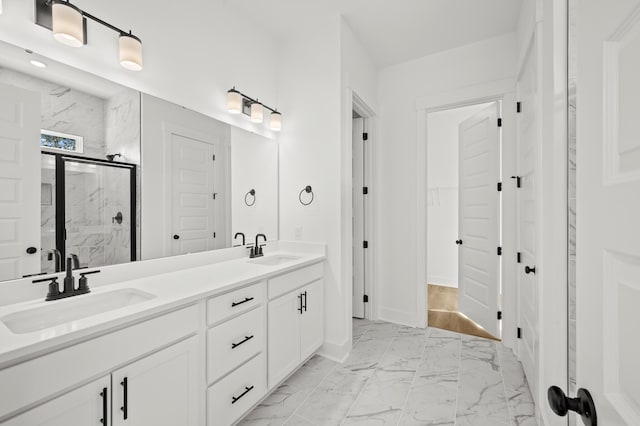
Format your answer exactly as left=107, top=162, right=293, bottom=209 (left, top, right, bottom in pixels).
left=0, top=40, right=278, bottom=283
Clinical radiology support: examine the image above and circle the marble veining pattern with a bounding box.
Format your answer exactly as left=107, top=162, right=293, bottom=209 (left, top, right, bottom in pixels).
left=240, top=320, right=537, bottom=426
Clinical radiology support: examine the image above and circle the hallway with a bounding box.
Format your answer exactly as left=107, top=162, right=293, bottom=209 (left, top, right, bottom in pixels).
left=241, top=320, right=536, bottom=425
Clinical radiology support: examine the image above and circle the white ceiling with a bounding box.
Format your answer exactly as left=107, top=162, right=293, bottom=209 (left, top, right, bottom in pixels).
left=226, top=0, right=522, bottom=67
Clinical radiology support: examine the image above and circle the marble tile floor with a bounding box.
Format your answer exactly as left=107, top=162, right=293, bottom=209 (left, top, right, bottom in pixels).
left=240, top=319, right=537, bottom=426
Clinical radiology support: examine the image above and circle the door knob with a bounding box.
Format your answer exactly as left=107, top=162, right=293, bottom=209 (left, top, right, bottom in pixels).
left=547, top=386, right=597, bottom=426
left=525, top=265, right=536, bottom=274
left=173, top=234, right=180, bottom=240
left=26, top=247, right=38, bottom=254
left=455, top=239, right=463, bottom=245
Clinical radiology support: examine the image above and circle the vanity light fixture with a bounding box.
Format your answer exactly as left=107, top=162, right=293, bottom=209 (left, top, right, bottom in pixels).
left=36, top=0, right=143, bottom=71
left=226, top=87, right=282, bottom=131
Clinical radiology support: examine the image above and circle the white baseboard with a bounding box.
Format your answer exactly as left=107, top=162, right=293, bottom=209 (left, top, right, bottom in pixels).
left=378, top=306, right=416, bottom=327
left=318, top=338, right=350, bottom=363
left=427, top=277, right=458, bottom=288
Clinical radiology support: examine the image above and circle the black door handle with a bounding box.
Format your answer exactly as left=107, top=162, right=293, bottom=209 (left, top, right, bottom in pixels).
left=100, top=387, right=108, bottom=425
left=455, top=239, right=463, bottom=245
left=26, top=246, right=38, bottom=254
left=525, top=265, right=536, bottom=274
left=173, top=234, right=180, bottom=240
left=548, top=386, right=597, bottom=426
left=120, top=377, right=128, bottom=419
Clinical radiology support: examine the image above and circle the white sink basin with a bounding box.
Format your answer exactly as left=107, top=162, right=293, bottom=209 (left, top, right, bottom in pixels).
left=0, top=288, right=156, bottom=334
left=248, top=255, right=301, bottom=266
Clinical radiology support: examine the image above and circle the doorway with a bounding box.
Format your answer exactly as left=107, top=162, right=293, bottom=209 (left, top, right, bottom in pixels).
left=352, top=111, right=368, bottom=319
left=426, top=101, right=502, bottom=340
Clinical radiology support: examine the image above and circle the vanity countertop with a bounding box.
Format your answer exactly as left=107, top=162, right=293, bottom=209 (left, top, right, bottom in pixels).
left=0, top=250, right=325, bottom=368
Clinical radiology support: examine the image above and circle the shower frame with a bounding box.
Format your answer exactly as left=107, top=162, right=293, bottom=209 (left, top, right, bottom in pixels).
left=42, top=151, right=137, bottom=270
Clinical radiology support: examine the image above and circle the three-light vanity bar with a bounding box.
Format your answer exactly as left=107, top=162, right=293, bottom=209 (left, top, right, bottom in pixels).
left=35, top=0, right=143, bottom=71
left=227, top=87, right=282, bottom=131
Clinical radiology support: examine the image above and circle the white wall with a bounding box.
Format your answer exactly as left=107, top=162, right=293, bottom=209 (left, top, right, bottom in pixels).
left=426, top=103, right=489, bottom=288
left=0, top=1, right=279, bottom=139
left=376, top=34, right=518, bottom=326
left=230, top=127, right=278, bottom=242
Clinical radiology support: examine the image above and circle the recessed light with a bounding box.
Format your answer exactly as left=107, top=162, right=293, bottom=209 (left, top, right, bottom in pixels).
left=29, top=59, right=47, bottom=68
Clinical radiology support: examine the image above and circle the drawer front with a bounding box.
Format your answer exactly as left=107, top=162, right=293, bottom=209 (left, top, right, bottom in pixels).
left=267, top=262, right=323, bottom=300
left=207, top=282, right=264, bottom=325
left=207, top=353, right=266, bottom=426
left=208, top=306, right=265, bottom=384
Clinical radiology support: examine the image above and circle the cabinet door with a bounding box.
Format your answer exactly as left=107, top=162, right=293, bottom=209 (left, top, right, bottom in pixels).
left=300, top=280, right=324, bottom=360
left=112, top=336, right=199, bottom=426
left=268, top=291, right=301, bottom=388
left=3, top=376, right=110, bottom=426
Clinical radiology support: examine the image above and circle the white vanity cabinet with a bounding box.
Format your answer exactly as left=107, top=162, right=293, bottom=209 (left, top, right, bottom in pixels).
left=267, top=264, right=324, bottom=389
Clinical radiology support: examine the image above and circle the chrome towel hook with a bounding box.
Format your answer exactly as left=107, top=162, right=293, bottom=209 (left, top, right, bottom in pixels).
left=244, top=189, right=256, bottom=206
left=299, top=185, right=314, bottom=206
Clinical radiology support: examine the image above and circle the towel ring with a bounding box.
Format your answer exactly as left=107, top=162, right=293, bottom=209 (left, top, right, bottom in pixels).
left=244, top=189, right=256, bottom=206
left=299, top=185, right=314, bottom=206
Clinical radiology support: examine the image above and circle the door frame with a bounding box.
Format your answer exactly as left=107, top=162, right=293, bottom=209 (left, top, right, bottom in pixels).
left=416, top=78, right=518, bottom=348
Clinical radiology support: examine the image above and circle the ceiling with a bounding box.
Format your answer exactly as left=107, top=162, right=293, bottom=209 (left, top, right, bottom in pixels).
left=226, top=0, right=522, bottom=67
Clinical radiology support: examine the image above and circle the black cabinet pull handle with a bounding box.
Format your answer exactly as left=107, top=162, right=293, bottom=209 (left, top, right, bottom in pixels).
left=231, top=296, right=254, bottom=307
left=100, top=387, right=108, bottom=425
left=231, top=335, right=255, bottom=349
left=303, top=291, right=308, bottom=312
left=525, top=265, right=536, bottom=274
left=298, top=294, right=303, bottom=314
left=231, top=385, right=254, bottom=404
left=120, top=377, right=128, bottom=419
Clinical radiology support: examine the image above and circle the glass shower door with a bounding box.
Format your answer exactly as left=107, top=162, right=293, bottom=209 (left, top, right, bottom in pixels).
left=61, top=156, right=136, bottom=269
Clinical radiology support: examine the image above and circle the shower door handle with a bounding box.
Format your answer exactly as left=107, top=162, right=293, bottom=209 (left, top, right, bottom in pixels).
left=173, top=234, right=180, bottom=240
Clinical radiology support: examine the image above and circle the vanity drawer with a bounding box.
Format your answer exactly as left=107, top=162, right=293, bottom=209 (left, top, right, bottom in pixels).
left=267, top=262, right=323, bottom=299
left=207, top=282, right=264, bottom=325
left=207, top=353, right=266, bottom=426
left=207, top=305, right=265, bottom=384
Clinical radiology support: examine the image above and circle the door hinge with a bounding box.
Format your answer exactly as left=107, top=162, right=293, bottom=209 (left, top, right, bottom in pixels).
left=516, top=102, right=521, bottom=113
left=497, top=311, right=503, bottom=320
left=212, top=154, right=216, bottom=161
left=363, top=294, right=369, bottom=303
left=497, top=246, right=502, bottom=256
left=517, top=252, right=522, bottom=263
left=363, top=186, right=369, bottom=195
left=517, top=327, right=522, bottom=339
left=511, top=176, right=522, bottom=188
left=497, top=182, right=502, bottom=192
left=363, top=241, right=369, bottom=249
left=363, top=132, right=368, bottom=141
left=497, top=118, right=503, bottom=127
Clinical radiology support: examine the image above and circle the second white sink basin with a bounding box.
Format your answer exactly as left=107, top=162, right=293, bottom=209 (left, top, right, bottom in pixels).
left=248, top=255, right=301, bottom=266
left=0, top=288, right=156, bottom=335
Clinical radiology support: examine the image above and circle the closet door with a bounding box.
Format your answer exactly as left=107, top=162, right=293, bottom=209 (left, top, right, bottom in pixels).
left=457, top=101, right=501, bottom=337
left=300, top=280, right=324, bottom=360
left=268, top=291, right=301, bottom=388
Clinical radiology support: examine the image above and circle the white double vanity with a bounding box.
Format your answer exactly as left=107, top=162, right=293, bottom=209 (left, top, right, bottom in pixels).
left=0, top=242, right=326, bottom=425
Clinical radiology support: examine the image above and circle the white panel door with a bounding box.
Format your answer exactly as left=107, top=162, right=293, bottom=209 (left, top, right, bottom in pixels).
left=573, top=0, right=640, bottom=423
left=458, top=102, right=501, bottom=337
left=0, top=83, right=40, bottom=281
left=268, top=291, right=301, bottom=388
left=3, top=376, right=110, bottom=426
left=352, top=117, right=365, bottom=319
left=301, top=280, right=324, bottom=360
left=171, top=134, right=216, bottom=256
left=516, top=38, right=539, bottom=402
left=112, top=336, right=199, bottom=426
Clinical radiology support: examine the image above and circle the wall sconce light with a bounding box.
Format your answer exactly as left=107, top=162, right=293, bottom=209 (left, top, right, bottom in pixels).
left=35, top=0, right=143, bottom=71
left=226, top=87, right=282, bottom=131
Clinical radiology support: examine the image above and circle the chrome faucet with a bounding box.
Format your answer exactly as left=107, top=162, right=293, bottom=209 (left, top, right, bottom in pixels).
left=250, top=234, right=267, bottom=258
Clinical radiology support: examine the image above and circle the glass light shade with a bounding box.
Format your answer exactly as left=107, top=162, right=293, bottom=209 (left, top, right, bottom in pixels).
left=250, top=102, right=263, bottom=123
left=227, top=90, right=242, bottom=114
left=119, top=34, right=143, bottom=71
left=270, top=111, right=282, bottom=131
left=52, top=1, right=84, bottom=47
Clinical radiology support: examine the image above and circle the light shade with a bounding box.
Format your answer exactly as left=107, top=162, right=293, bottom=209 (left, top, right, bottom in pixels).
left=250, top=102, right=263, bottom=123
left=227, top=89, right=242, bottom=114
left=270, top=111, right=282, bottom=131
left=52, top=1, right=84, bottom=47
left=119, top=33, right=143, bottom=71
